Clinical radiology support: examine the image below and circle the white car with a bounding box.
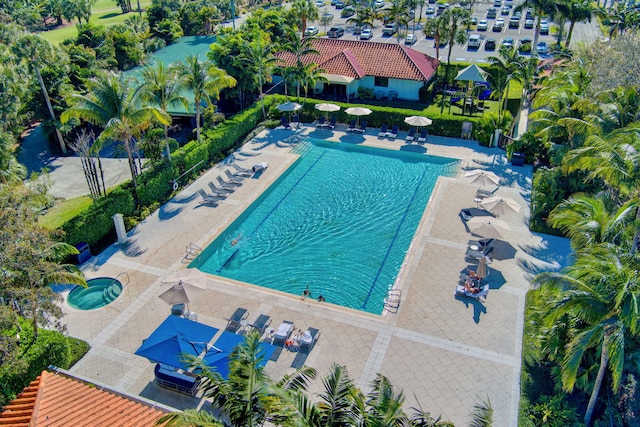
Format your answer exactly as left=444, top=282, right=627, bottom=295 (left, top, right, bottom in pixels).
left=539, top=19, right=549, bottom=35
left=374, top=0, right=385, bottom=7
left=405, top=33, right=417, bottom=44
left=315, top=0, right=324, bottom=6
left=305, top=26, right=319, bottom=36
left=360, top=29, right=373, bottom=40
left=536, top=41, right=548, bottom=54
left=477, top=19, right=488, bottom=31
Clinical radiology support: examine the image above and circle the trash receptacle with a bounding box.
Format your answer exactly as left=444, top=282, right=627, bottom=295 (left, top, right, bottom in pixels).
left=73, top=242, right=91, bottom=264
left=511, top=152, right=525, bottom=166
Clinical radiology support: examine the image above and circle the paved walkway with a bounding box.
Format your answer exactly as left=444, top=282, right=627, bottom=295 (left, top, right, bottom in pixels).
left=62, top=125, right=570, bottom=426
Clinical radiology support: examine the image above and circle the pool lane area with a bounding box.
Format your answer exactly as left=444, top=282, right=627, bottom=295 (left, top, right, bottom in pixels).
left=192, top=139, right=459, bottom=314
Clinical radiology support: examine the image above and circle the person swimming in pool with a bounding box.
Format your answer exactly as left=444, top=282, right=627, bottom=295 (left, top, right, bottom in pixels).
left=301, top=288, right=311, bottom=301
left=230, top=233, right=243, bottom=246
left=317, top=295, right=325, bottom=302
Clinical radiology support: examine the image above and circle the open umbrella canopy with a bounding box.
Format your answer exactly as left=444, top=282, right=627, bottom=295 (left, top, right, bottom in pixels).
left=277, top=101, right=302, bottom=112
left=159, top=282, right=207, bottom=306
left=455, top=64, right=488, bottom=83
left=202, top=331, right=277, bottom=379
left=466, top=217, right=510, bottom=239
left=464, top=169, right=501, bottom=187
left=315, top=103, right=341, bottom=113
left=344, top=107, right=372, bottom=116
left=135, top=316, right=219, bottom=370
left=404, top=116, right=433, bottom=127
left=480, top=196, right=521, bottom=216
left=162, top=269, right=209, bottom=288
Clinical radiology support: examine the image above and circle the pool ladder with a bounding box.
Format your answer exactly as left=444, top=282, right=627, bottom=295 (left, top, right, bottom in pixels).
left=290, top=139, right=313, bottom=156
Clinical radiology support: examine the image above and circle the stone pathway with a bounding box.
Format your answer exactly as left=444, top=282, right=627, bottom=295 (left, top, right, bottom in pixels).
left=62, top=125, right=571, bottom=426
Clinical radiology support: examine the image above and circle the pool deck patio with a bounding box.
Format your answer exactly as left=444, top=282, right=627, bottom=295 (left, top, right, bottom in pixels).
left=63, top=124, right=570, bottom=426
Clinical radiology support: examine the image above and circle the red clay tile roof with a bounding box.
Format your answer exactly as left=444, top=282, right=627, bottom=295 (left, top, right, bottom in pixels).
left=276, top=39, right=439, bottom=81
left=0, top=371, right=169, bottom=426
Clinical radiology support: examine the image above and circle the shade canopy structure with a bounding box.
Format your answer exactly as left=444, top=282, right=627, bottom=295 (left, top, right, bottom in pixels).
left=466, top=217, right=510, bottom=239
left=134, top=316, right=219, bottom=370
left=277, top=101, right=302, bottom=112
left=475, top=256, right=488, bottom=279
left=480, top=196, right=521, bottom=216
left=464, top=169, right=501, bottom=187
left=455, top=64, right=489, bottom=83
left=162, top=269, right=209, bottom=288
left=202, top=332, right=277, bottom=379
left=404, top=116, right=433, bottom=127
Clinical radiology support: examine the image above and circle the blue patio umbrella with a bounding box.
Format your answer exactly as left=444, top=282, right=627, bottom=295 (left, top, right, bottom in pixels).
left=202, top=331, right=277, bottom=379
left=135, top=315, right=219, bottom=370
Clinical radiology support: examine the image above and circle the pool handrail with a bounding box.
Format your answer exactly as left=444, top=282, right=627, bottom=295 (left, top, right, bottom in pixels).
left=114, top=272, right=130, bottom=288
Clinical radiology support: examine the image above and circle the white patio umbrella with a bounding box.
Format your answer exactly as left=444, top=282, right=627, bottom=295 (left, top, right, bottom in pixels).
left=466, top=217, right=510, bottom=239
left=480, top=196, right=521, bottom=216
left=345, top=107, right=372, bottom=126
left=404, top=116, right=433, bottom=127
left=463, top=169, right=501, bottom=187
left=315, top=103, right=341, bottom=121
left=277, top=101, right=302, bottom=112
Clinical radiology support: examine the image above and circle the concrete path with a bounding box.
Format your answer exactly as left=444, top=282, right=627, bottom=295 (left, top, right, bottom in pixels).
left=60, top=125, right=571, bottom=425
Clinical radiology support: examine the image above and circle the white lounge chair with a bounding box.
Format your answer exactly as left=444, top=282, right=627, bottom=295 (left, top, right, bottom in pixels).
left=272, top=320, right=294, bottom=346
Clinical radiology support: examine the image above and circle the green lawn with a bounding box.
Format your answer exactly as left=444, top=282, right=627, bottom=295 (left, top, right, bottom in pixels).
left=40, top=196, right=93, bottom=230
left=41, top=0, right=152, bottom=44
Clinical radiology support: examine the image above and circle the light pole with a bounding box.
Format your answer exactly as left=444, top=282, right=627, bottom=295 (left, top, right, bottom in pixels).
left=231, top=0, right=236, bottom=29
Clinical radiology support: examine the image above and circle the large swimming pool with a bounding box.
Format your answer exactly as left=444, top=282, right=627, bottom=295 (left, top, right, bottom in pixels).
left=192, top=138, right=458, bottom=314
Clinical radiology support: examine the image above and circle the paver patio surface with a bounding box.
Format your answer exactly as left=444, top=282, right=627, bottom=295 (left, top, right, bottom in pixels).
left=62, top=125, right=570, bottom=426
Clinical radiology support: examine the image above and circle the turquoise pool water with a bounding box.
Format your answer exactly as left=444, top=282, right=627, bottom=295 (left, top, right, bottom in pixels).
left=192, top=139, right=458, bottom=314
left=67, top=277, right=123, bottom=310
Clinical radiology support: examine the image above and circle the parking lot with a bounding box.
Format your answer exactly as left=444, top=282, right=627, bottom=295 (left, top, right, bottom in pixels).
left=310, top=0, right=561, bottom=62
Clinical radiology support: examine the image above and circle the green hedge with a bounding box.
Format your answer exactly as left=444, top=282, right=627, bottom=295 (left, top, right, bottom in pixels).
left=0, top=318, right=90, bottom=406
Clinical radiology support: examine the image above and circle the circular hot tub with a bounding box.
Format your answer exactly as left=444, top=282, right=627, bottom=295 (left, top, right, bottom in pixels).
left=66, top=277, right=123, bottom=310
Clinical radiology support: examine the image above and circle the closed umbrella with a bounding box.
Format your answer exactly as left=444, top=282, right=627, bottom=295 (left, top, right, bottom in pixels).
left=345, top=107, right=372, bottom=126
left=464, top=169, right=500, bottom=187
left=466, top=217, right=510, bottom=239
left=475, top=256, right=487, bottom=279
left=480, top=196, right=521, bottom=216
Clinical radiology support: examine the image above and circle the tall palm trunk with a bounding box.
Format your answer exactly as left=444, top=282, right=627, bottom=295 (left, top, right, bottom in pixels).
left=34, top=65, right=66, bottom=154
left=124, top=137, right=138, bottom=190
left=566, top=21, right=576, bottom=47
left=163, top=124, right=172, bottom=163
left=584, top=342, right=609, bottom=426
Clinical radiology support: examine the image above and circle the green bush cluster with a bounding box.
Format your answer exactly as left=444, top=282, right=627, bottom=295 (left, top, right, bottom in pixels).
left=0, top=319, right=90, bottom=406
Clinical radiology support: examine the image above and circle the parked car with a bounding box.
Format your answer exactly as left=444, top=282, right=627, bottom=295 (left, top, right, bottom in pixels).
left=382, top=23, right=397, bottom=35
left=315, top=0, right=324, bottom=6
left=485, top=38, right=496, bottom=50
left=404, top=33, right=417, bottom=44
left=467, top=34, right=481, bottom=49
left=374, top=0, right=385, bottom=7
left=327, top=26, right=344, bottom=38
left=360, top=28, right=373, bottom=39
left=335, top=0, right=345, bottom=8
left=477, top=19, right=488, bottom=31
left=508, top=17, right=520, bottom=28
left=501, top=5, right=510, bottom=15
left=486, top=7, right=497, bottom=19
left=321, top=12, right=334, bottom=20
left=353, top=25, right=364, bottom=34
left=526, top=9, right=533, bottom=19
left=524, top=19, right=534, bottom=29
left=518, top=37, right=532, bottom=53
left=471, top=17, right=478, bottom=25
left=536, top=41, right=548, bottom=54
left=437, top=3, right=449, bottom=15
left=539, top=19, right=549, bottom=35
left=305, top=26, right=319, bottom=36
left=493, top=0, right=501, bottom=6
left=340, top=6, right=355, bottom=17
left=493, top=18, right=504, bottom=32
left=425, top=6, right=435, bottom=15
left=502, top=37, right=514, bottom=48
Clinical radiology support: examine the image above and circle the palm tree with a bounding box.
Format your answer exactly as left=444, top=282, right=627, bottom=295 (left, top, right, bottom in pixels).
left=384, top=0, right=410, bottom=44
left=240, top=40, right=281, bottom=119
left=596, top=4, right=640, bottom=39
left=281, top=29, right=319, bottom=101
left=300, top=62, right=327, bottom=103
left=514, top=0, right=557, bottom=48
left=0, top=132, right=26, bottom=185
left=533, top=245, right=640, bottom=426
left=546, top=193, right=634, bottom=250
left=178, top=55, right=237, bottom=144
left=62, top=72, right=171, bottom=191
left=423, top=14, right=449, bottom=61
left=291, top=0, right=320, bottom=36
left=12, top=34, right=67, bottom=153
left=442, top=7, right=471, bottom=80
left=140, top=62, right=188, bottom=162
left=556, top=0, right=593, bottom=48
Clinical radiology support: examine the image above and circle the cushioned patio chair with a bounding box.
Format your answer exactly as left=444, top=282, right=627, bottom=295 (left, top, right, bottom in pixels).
left=378, top=124, right=389, bottom=137
left=386, top=125, right=399, bottom=139
left=405, top=128, right=416, bottom=142
left=346, top=120, right=356, bottom=132
left=326, top=116, right=337, bottom=129
left=417, top=128, right=428, bottom=143
left=355, top=121, right=367, bottom=133
left=272, top=320, right=294, bottom=346
left=315, top=117, right=326, bottom=128
left=281, top=115, right=290, bottom=129
left=290, top=327, right=320, bottom=369
left=225, top=307, right=248, bottom=333
left=249, top=314, right=271, bottom=335
left=465, top=238, right=495, bottom=261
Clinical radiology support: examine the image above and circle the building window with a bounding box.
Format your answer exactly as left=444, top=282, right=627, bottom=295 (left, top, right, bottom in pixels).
left=374, top=77, right=389, bottom=87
